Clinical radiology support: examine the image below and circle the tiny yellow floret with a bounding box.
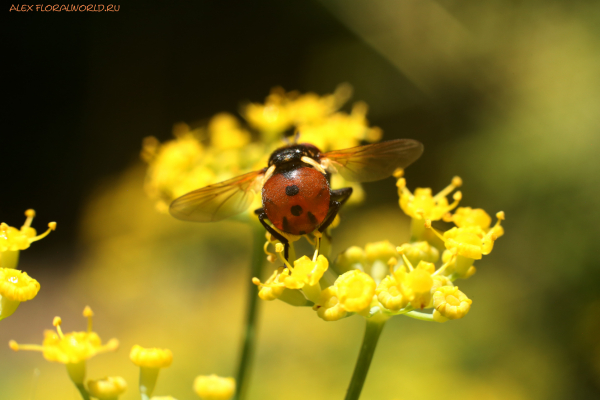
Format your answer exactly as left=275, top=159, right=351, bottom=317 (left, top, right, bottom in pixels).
left=433, top=286, right=472, bottom=322
left=428, top=212, right=504, bottom=261
left=397, top=242, right=439, bottom=266
left=376, top=275, right=409, bottom=311
left=9, top=308, right=118, bottom=364
left=335, top=246, right=367, bottom=273
left=253, top=267, right=289, bottom=301
left=405, top=267, right=434, bottom=309
left=0, top=210, right=56, bottom=253
left=87, top=376, right=127, bottom=399
left=130, top=345, right=173, bottom=368
left=443, top=227, right=494, bottom=259
left=335, top=270, right=376, bottom=312
left=365, top=240, right=398, bottom=264
left=445, top=207, right=505, bottom=238
left=315, top=286, right=348, bottom=321
left=0, top=268, right=40, bottom=301
left=193, top=374, right=236, bottom=400
left=398, top=177, right=462, bottom=221
left=283, top=254, right=328, bottom=289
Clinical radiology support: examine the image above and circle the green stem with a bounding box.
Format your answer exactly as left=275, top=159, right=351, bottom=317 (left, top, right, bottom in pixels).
left=66, top=362, right=89, bottom=400
left=344, top=319, right=386, bottom=400
left=404, top=310, right=434, bottom=321
left=139, top=367, right=159, bottom=399
left=74, top=383, right=91, bottom=400
left=234, top=223, right=266, bottom=400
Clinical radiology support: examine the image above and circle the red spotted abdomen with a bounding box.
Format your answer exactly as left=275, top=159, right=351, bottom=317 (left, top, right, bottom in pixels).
left=262, top=167, right=330, bottom=235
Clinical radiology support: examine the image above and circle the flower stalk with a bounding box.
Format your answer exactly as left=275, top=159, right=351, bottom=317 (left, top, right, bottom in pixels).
left=344, top=319, right=386, bottom=400
left=234, top=223, right=267, bottom=400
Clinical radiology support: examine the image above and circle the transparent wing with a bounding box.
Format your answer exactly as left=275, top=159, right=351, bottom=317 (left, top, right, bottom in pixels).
left=169, top=170, right=265, bottom=222
left=323, top=139, right=424, bottom=182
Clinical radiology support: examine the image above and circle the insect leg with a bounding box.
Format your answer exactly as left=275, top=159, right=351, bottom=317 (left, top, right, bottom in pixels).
left=318, top=187, right=353, bottom=233
left=330, top=187, right=353, bottom=205
left=255, top=208, right=290, bottom=260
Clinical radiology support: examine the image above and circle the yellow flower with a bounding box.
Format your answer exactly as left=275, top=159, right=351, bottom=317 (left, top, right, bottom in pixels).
left=403, top=262, right=435, bottom=309
left=243, top=88, right=293, bottom=136
left=130, top=345, right=173, bottom=398
left=334, top=246, right=367, bottom=274
left=397, top=176, right=462, bottom=221
left=427, top=212, right=505, bottom=260
left=193, top=374, right=236, bottom=400
left=208, top=113, right=251, bottom=150
left=433, top=286, right=472, bottom=322
left=0, top=210, right=56, bottom=269
left=0, top=268, right=40, bottom=304
left=396, top=241, right=439, bottom=267
left=0, top=267, right=40, bottom=320
left=87, top=376, right=127, bottom=399
left=297, top=102, right=382, bottom=151
left=445, top=207, right=505, bottom=238
left=252, top=267, right=289, bottom=301
left=315, top=286, right=348, bottom=321
left=242, top=84, right=353, bottom=142
left=130, top=345, right=173, bottom=368
left=9, top=306, right=118, bottom=365
left=288, top=87, right=349, bottom=124
left=142, top=127, right=207, bottom=207
left=375, top=273, right=409, bottom=311
left=440, top=250, right=478, bottom=278
left=365, top=240, right=398, bottom=264
left=335, top=270, right=376, bottom=313
left=283, top=254, right=329, bottom=290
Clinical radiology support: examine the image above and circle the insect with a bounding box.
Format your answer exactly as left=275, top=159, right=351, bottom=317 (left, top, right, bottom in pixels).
left=170, top=139, right=423, bottom=259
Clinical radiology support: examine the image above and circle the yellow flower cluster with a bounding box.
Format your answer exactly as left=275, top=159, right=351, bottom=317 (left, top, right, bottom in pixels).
left=255, top=176, right=504, bottom=324
left=142, top=85, right=379, bottom=213
left=10, top=309, right=235, bottom=400
left=0, top=210, right=55, bottom=320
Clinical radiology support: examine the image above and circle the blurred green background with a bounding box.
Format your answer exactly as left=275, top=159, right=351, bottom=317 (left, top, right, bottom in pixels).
left=3, top=1, right=599, bottom=399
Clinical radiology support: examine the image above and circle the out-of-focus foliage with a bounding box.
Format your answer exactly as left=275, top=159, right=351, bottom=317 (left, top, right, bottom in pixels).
left=2, top=1, right=599, bottom=400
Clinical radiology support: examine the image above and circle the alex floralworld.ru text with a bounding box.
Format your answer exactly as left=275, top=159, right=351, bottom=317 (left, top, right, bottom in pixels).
left=9, top=4, right=120, bottom=12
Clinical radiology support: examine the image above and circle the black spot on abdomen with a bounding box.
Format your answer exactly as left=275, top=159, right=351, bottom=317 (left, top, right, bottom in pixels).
left=286, top=185, right=300, bottom=196
left=282, top=217, right=290, bottom=231
left=307, top=212, right=318, bottom=225
left=291, top=205, right=303, bottom=216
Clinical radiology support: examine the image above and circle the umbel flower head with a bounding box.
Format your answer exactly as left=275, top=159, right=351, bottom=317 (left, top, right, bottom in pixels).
left=0, top=209, right=56, bottom=269
left=10, top=306, right=118, bottom=385
left=255, top=175, right=505, bottom=324
left=0, top=210, right=55, bottom=320
left=9, top=306, right=119, bottom=364
left=142, top=85, right=379, bottom=214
